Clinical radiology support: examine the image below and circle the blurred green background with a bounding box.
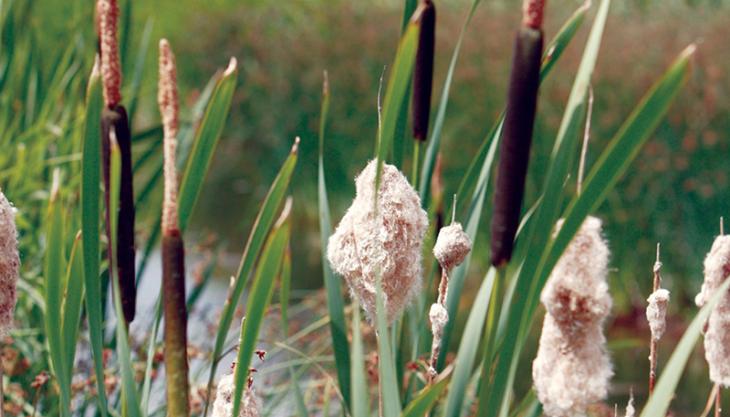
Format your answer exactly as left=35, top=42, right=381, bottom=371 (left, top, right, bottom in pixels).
left=15, top=0, right=730, bottom=410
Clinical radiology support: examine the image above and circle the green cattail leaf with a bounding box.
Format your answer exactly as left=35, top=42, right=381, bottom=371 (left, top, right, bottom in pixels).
left=205, top=139, right=299, bottom=410
left=110, top=136, right=143, bottom=417
left=61, top=231, right=85, bottom=386
left=351, top=298, right=370, bottom=417
left=480, top=1, right=611, bottom=416
left=280, top=245, right=291, bottom=335
left=376, top=276, right=402, bottom=416
left=401, top=375, right=450, bottom=417
left=80, top=64, right=108, bottom=416
left=374, top=15, right=420, bottom=194
left=231, top=203, right=291, bottom=417
left=442, top=269, right=496, bottom=417
left=640, top=276, right=730, bottom=417
left=44, top=178, right=71, bottom=417
left=177, top=59, right=237, bottom=232
left=318, top=73, right=352, bottom=411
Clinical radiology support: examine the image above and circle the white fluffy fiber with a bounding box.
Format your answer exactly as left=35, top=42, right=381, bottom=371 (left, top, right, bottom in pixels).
left=327, top=160, right=428, bottom=323
left=696, top=235, right=730, bottom=386
left=646, top=288, right=670, bottom=341
left=211, top=373, right=260, bottom=417
left=433, top=222, right=471, bottom=269
left=0, top=191, right=18, bottom=336
left=532, top=216, right=613, bottom=417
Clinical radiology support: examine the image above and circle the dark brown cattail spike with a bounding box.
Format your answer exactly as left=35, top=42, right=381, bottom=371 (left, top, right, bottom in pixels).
left=101, top=106, right=136, bottom=323
left=489, top=0, right=544, bottom=267
left=412, top=0, right=435, bottom=141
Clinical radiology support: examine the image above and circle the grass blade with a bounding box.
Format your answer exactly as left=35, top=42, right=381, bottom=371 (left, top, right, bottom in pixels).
left=205, top=138, right=299, bottom=409
left=231, top=200, right=292, bottom=417
left=401, top=376, right=449, bottom=417
left=376, top=276, right=402, bottom=416
left=318, top=72, right=351, bottom=410
left=177, top=59, right=237, bottom=232
left=61, top=231, right=85, bottom=385
left=351, top=299, right=370, bottom=417
left=80, top=63, right=108, bottom=416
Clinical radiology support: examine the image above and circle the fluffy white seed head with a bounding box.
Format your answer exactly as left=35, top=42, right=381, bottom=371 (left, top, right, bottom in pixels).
left=433, top=222, right=471, bottom=269
left=0, top=192, right=18, bottom=335
left=625, top=393, right=635, bottom=417
left=697, top=235, right=730, bottom=386
left=429, top=302, right=448, bottom=339
left=646, top=288, right=670, bottom=341
left=327, top=160, right=428, bottom=323
left=211, top=373, right=260, bottom=417
left=533, top=216, right=613, bottom=417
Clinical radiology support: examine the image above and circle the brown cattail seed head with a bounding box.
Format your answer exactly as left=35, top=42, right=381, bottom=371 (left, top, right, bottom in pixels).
left=211, top=373, right=260, bottom=417
left=522, top=0, right=546, bottom=29
left=696, top=235, right=730, bottom=387
left=97, top=0, right=122, bottom=107
left=532, top=216, right=613, bottom=417
left=327, top=160, right=428, bottom=323
left=158, top=39, right=179, bottom=234
left=433, top=223, right=471, bottom=270
left=646, top=288, right=670, bottom=341
left=0, top=191, right=18, bottom=335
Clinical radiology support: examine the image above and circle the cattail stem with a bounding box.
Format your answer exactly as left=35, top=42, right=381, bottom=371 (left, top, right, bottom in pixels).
left=717, top=388, right=723, bottom=417
left=648, top=243, right=662, bottom=394
left=412, top=0, right=435, bottom=142
left=490, top=0, right=544, bottom=267
left=101, top=106, right=136, bottom=323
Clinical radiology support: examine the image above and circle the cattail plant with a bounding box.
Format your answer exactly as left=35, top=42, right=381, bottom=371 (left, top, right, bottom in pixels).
left=98, top=0, right=136, bottom=323
left=646, top=244, right=669, bottom=394
left=212, top=372, right=260, bottom=417
left=428, top=220, right=471, bottom=379
left=158, top=38, right=190, bottom=417
left=411, top=0, right=435, bottom=142
left=624, top=392, right=635, bottom=417
left=327, top=160, right=428, bottom=323
left=696, top=232, right=730, bottom=388
left=532, top=216, right=613, bottom=417
left=490, top=0, right=545, bottom=267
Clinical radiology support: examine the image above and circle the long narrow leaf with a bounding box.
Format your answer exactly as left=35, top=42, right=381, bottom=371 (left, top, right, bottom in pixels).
left=61, top=232, right=85, bottom=385
left=401, top=376, right=449, bottom=417
left=351, top=299, right=370, bottom=417
left=376, top=276, right=402, bottom=416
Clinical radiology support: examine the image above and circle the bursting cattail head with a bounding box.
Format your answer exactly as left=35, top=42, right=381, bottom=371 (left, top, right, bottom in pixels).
left=212, top=373, right=260, bottom=417
left=646, top=288, right=669, bottom=341
left=697, top=235, right=730, bottom=386
left=97, top=0, right=121, bottom=108
left=411, top=0, right=436, bottom=141
left=433, top=223, right=471, bottom=270
left=522, top=0, right=546, bottom=29
left=158, top=39, right=180, bottom=234
left=429, top=302, right=448, bottom=339
left=625, top=392, right=635, bottom=417
left=533, top=216, right=613, bottom=416
left=0, top=191, right=18, bottom=335
left=327, top=160, right=428, bottom=323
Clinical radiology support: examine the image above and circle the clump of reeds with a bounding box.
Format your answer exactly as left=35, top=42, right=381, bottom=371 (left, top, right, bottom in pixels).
left=428, top=221, right=471, bottom=379
left=0, top=191, right=19, bottom=335
left=327, top=160, right=428, bottom=323
left=411, top=0, right=435, bottom=141
left=532, top=216, right=613, bottom=417
left=212, top=372, right=260, bottom=417
left=696, top=233, right=730, bottom=387
left=490, top=0, right=545, bottom=267
left=158, top=38, right=190, bottom=417
left=97, top=0, right=136, bottom=323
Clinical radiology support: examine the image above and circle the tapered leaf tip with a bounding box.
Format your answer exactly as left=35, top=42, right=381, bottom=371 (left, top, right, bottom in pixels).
left=224, top=57, right=238, bottom=76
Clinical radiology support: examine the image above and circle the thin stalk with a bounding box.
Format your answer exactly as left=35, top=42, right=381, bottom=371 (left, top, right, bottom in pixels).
left=717, top=387, right=722, bottom=417
left=648, top=243, right=661, bottom=394
left=412, top=140, right=421, bottom=188
left=703, top=384, right=720, bottom=417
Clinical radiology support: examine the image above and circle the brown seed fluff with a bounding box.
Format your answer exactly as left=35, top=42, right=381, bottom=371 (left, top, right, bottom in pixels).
left=158, top=39, right=180, bottom=233
left=327, top=160, right=428, bottom=323
left=212, top=373, right=260, bottom=417
left=532, top=216, right=613, bottom=417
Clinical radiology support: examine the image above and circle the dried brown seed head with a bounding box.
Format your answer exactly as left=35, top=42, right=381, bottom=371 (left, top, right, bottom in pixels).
left=158, top=39, right=180, bottom=233
left=0, top=191, right=18, bottom=336
left=646, top=288, right=670, bottom=341
left=433, top=222, right=471, bottom=270
left=211, top=373, right=260, bottom=417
